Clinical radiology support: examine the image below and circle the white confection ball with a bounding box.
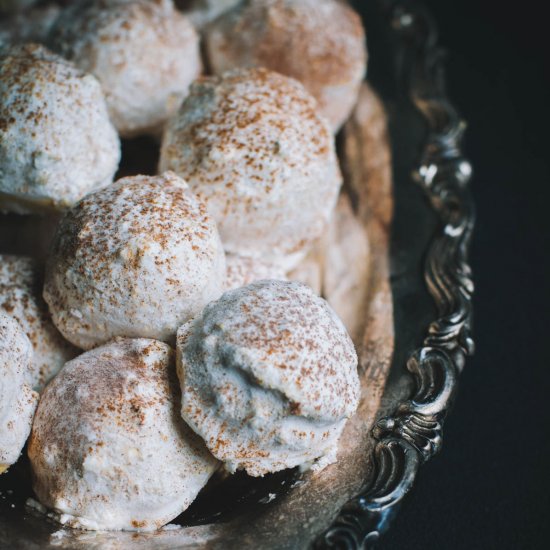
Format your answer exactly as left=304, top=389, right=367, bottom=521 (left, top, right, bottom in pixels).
left=0, top=255, right=78, bottom=391
left=0, top=44, right=120, bottom=213
left=204, top=0, right=367, bottom=132
left=177, top=279, right=359, bottom=477
left=28, top=338, right=219, bottom=531
left=159, top=68, right=342, bottom=270
left=0, top=311, right=39, bottom=474
left=49, top=0, right=202, bottom=137
left=43, top=172, right=226, bottom=350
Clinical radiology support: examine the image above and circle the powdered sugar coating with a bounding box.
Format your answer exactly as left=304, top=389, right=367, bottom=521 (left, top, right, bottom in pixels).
left=0, top=44, right=120, bottom=213
left=43, top=172, right=226, bottom=350
left=160, top=68, right=342, bottom=269
left=0, top=255, right=78, bottom=391
left=49, top=0, right=202, bottom=137
left=28, top=338, right=218, bottom=531
left=225, top=254, right=286, bottom=291
left=204, top=0, right=367, bottom=132
left=0, top=311, right=39, bottom=473
left=177, top=279, right=359, bottom=476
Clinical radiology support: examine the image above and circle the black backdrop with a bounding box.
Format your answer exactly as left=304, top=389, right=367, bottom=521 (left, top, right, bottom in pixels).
left=354, top=1, right=550, bottom=549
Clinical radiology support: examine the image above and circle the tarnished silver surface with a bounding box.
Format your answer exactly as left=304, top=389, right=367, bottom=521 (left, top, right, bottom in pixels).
left=0, top=1, right=473, bottom=548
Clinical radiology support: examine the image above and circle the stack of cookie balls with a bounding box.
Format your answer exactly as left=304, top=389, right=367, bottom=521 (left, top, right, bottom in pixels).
left=203, top=0, right=367, bottom=132
left=0, top=0, right=370, bottom=533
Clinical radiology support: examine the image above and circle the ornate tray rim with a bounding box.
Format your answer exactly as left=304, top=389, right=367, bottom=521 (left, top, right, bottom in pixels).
left=316, top=1, right=475, bottom=547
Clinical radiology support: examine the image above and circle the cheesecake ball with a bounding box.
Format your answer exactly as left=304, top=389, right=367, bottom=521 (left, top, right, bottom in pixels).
left=204, top=0, right=367, bottom=132
left=49, top=0, right=202, bottom=137
left=28, top=338, right=218, bottom=531
left=225, top=254, right=286, bottom=290
left=159, top=68, right=342, bottom=270
left=0, top=255, right=78, bottom=391
left=0, top=311, right=39, bottom=474
left=176, top=280, right=360, bottom=477
left=43, top=172, right=226, bottom=350
left=0, top=44, right=120, bottom=214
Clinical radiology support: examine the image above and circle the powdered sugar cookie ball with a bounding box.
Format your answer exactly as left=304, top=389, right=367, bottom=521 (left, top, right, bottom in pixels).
left=28, top=338, right=218, bottom=531
left=0, top=255, right=78, bottom=391
left=160, top=68, right=342, bottom=270
left=0, top=44, right=120, bottom=213
left=204, top=0, right=367, bottom=132
left=0, top=311, right=39, bottom=475
left=43, top=172, right=226, bottom=350
left=177, top=280, right=359, bottom=477
left=49, top=0, right=202, bottom=137
left=225, top=254, right=286, bottom=290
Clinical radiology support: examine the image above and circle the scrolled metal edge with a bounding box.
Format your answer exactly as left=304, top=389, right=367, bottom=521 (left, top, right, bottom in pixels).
left=314, top=2, right=475, bottom=548
left=317, top=438, right=421, bottom=550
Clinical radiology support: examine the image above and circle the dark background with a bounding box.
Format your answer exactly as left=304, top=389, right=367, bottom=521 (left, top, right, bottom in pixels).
left=369, top=1, right=550, bottom=549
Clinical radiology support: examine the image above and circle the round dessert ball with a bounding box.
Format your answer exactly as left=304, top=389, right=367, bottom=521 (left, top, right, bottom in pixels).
left=0, top=311, right=39, bottom=474
left=28, top=338, right=219, bottom=531
left=176, top=279, right=360, bottom=477
left=0, top=255, right=78, bottom=391
left=0, top=44, right=120, bottom=213
left=49, top=0, right=202, bottom=137
left=225, top=254, right=286, bottom=290
left=204, top=0, right=367, bottom=132
left=43, top=172, right=226, bottom=350
left=159, top=68, right=342, bottom=270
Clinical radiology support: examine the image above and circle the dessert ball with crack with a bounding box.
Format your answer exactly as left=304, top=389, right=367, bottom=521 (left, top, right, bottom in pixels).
left=0, top=311, right=39, bottom=475
left=204, top=0, right=367, bottom=132
left=159, top=68, right=342, bottom=270
left=0, top=44, right=120, bottom=213
left=49, top=0, right=202, bottom=137
left=0, top=255, right=78, bottom=391
left=176, top=279, right=360, bottom=477
left=43, top=172, right=226, bottom=350
left=28, top=338, right=219, bottom=531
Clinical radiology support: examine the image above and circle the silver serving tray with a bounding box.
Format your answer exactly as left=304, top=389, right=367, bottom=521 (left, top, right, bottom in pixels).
left=0, top=1, right=474, bottom=548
